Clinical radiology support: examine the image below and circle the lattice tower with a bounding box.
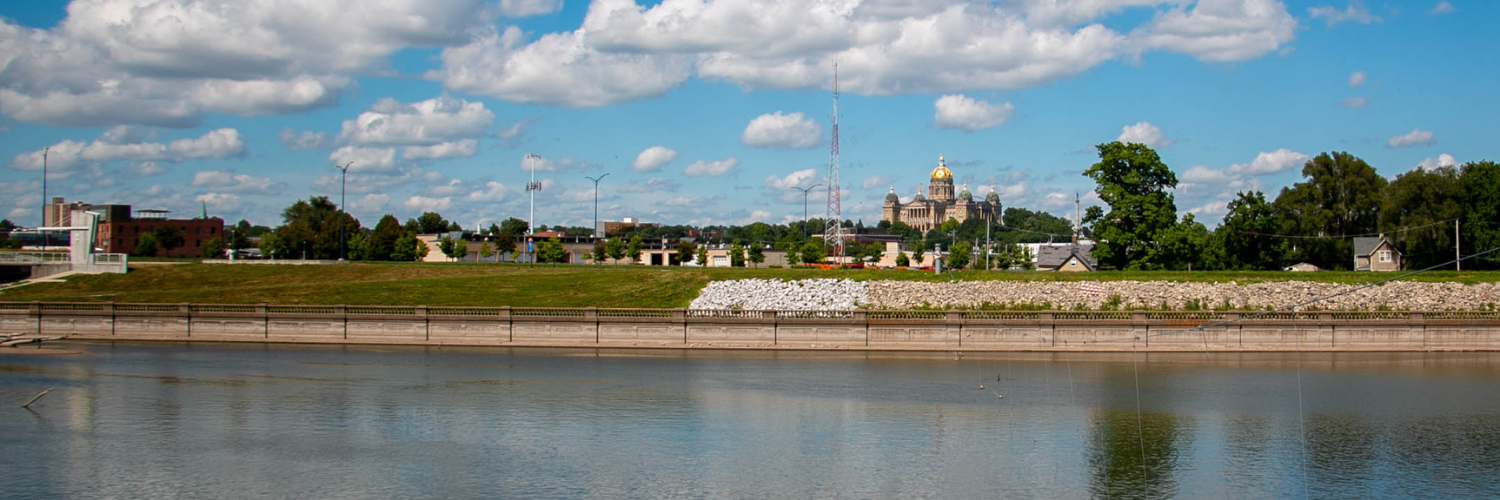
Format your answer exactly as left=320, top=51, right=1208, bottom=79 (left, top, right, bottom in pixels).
left=824, top=63, right=843, bottom=258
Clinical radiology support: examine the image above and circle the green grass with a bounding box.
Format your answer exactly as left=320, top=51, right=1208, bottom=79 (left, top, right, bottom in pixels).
left=2, top=261, right=1495, bottom=308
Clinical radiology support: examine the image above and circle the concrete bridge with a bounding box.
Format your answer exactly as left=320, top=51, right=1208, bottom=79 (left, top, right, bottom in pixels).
left=0, top=251, right=127, bottom=282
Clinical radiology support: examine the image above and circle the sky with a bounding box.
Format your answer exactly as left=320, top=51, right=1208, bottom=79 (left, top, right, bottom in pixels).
left=0, top=0, right=1493, bottom=231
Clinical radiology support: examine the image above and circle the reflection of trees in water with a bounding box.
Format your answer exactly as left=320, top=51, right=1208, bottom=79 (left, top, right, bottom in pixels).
left=1086, top=409, right=1181, bottom=499
left=1305, top=414, right=1378, bottom=496
left=1223, top=415, right=1277, bottom=494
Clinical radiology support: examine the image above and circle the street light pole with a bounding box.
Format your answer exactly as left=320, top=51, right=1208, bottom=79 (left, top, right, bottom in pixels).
left=335, top=162, right=352, bottom=261
left=585, top=173, right=610, bottom=238
left=40, top=147, right=48, bottom=249
left=791, top=183, right=822, bottom=241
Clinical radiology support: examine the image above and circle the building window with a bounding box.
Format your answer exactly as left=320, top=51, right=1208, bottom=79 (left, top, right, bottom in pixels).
left=1379, top=250, right=1391, bottom=263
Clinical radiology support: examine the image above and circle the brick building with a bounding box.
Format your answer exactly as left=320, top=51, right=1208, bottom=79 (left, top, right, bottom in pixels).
left=95, top=207, right=224, bottom=258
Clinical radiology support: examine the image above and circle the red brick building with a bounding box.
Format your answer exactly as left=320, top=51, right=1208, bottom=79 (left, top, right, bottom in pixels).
left=95, top=208, right=224, bottom=258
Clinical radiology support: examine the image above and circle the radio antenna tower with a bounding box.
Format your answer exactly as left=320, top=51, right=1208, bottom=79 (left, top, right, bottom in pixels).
left=824, top=62, right=844, bottom=259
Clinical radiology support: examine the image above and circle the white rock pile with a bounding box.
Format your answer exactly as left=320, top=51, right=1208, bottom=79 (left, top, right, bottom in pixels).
left=688, top=278, right=1500, bottom=311
left=689, top=278, right=869, bottom=310
left=867, top=280, right=1500, bottom=311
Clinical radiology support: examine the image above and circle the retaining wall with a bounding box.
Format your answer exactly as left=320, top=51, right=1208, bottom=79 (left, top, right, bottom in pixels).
left=4, top=302, right=1500, bottom=351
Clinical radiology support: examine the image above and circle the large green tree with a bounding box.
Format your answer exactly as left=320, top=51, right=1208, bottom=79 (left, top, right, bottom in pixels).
left=1206, top=191, right=1285, bottom=270
left=151, top=225, right=185, bottom=254
left=367, top=215, right=405, bottom=261
left=1082, top=142, right=1179, bottom=270
left=272, top=196, right=361, bottom=260
left=1383, top=165, right=1463, bottom=270
left=1156, top=213, right=1209, bottom=271
left=1460, top=161, right=1500, bottom=269
left=1272, top=152, right=1386, bottom=270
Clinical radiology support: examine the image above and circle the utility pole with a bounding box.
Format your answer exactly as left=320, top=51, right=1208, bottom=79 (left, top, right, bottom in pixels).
left=40, top=147, right=48, bottom=248
left=335, top=162, right=352, bottom=261
left=525, top=153, right=543, bottom=266
left=792, top=184, right=822, bottom=241
left=585, top=173, right=610, bottom=238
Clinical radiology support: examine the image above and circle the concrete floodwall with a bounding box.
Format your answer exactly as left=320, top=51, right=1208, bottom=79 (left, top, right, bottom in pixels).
left=6, top=302, right=1500, bottom=351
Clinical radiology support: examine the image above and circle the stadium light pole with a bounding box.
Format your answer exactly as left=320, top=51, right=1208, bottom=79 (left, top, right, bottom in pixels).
left=791, top=183, right=822, bottom=241
left=335, top=162, right=352, bottom=261
left=585, top=173, right=610, bottom=238
left=524, top=154, right=543, bottom=267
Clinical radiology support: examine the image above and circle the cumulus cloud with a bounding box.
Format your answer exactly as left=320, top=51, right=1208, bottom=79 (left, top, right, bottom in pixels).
left=328, top=146, right=398, bottom=173
left=519, top=155, right=598, bottom=172
left=499, top=0, right=562, bottom=17
left=404, top=195, right=452, bottom=212
left=338, top=96, right=493, bottom=146
left=1340, top=97, right=1368, bottom=109
left=465, top=181, right=512, bottom=202
left=195, top=192, right=243, bottom=212
left=862, top=174, right=892, bottom=190
left=618, top=177, right=682, bottom=193
left=1387, top=129, right=1436, bottom=148
left=0, top=0, right=490, bottom=127
left=1136, top=0, right=1298, bottom=63
left=125, top=161, right=168, bottom=177
left=684, top=158, right=739, bottom=178
left=763, top=169, right=821, bottom=190
left=279, top=128, right=328, bottom=150
left=495, top=116, right=539, bottom=148
left=933, top=94, right=1014, bottom=132
left=741, top=112, right=822, bottom=149
left=351, top=193, right=389, bottom=212
left=1348, top=71, right=1366, bottom=88
left=632, top=146, right=679, bottom=172
left=1116, top=121, right=1173, bottom=148
left=10, top=128, right=246, bottom=173
left=1309, top=2, right=1382, bottom=26
left=1415, top=154, right=1458, bottom=171
left=189, top=170, right=285, bottom=194
left=404, top=139, right=479, bottom=161
left=1429, top=1, right=1456, bottom=14
left=1180, top=149, right=1309, bottom=187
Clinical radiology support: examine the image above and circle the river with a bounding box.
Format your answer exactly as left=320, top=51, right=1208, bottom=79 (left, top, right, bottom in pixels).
left=3, top=342, right=1498, bottom=499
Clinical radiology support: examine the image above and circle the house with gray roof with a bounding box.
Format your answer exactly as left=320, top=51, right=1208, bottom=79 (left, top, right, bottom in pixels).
left=1353, top=235, right=1401, bottom=271
left=1035, top=243, right=1096, bottom=272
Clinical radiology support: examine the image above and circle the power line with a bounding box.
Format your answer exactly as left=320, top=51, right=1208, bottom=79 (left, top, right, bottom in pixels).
left=1228, top=218, right=1456, bottom=240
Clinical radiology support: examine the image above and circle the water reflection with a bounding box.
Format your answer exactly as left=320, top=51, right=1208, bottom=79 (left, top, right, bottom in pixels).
left=0, top=344, right=1498, bottom=498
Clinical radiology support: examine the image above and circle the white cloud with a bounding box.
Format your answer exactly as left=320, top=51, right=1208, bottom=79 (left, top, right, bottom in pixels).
left=351, top=193, right=388, bottom=212
left=10, top=128, right=246, bottom=172
left=0, top=1, right=490, bottom=127
left=499, top=0, right=562, bottom=17
left=1309, top=2, right=1382, bottom=26
left=684, top=158, right=739, bottom=178
left=519, top=155, right=597, bottom=172
left=404, top=139, right=479, bottom=161
left=862, top=174, right=892, bottom=190
left=495, top=116, right=539, bottom=148
left=1416, top=154, right=1458, bottom=171
left=195, top=193, right=243, bottom=212
left=933, top=94, right=1014, bottom=132
left=1227, top=149, right=1310, bottom=175
left=434, top=26, right=692, bottom=107
left=338, top=96, right=493, bottom=146
left=279, top=128, right=328, bottom=150
left=741, top=209, right=773, bottom=225
left=632, top=146, right=679, bottom=172
left=1429, top=1, right=1456, bottom=15
left=404, top=195, right=452, bottom=212
left=1185, top=200, right=1230, bottom=216
left=763, top=169, right=821, bottom=190
left=328, top=146, right=398, bottom=173
left=618, top=177, right=682, bottom=193
left=1387, top=129, right=1436, bottom=148
left=465, top=181, right=512, bottom=202
left=741, top=112, right=822, bottom=149
left=189, top=170, right=285, bottom=194
left=125, top=161, right=168, bottom=177
left=1340, top=97, right=1367, bottom=109
left=1348, top=71, right=1366, bottom=88
left=1137, top=0, right=1299, bottom=63
left=1116, top=121, right=1173, bottom=148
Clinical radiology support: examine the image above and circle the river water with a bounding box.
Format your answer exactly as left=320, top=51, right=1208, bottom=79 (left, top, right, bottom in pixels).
left=2, top=342, right=1498, bottom=499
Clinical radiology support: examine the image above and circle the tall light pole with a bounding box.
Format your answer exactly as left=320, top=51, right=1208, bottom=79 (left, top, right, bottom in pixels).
left=585, top=173, right=610, bottom=238
left=40, top=147, right=48, bottom=248
left=524, top=153, right=543, bottom=266
left=791, top=183, right=822, bottom=241
left=335, top=161, right=352, bottom=261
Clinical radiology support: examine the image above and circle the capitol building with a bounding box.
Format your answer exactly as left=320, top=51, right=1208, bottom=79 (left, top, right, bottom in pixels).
left=881, top=154, right=1002, bottom=232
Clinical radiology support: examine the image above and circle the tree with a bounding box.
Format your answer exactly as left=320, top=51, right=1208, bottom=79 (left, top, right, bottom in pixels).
left=729, top=243, right=745, bottom=267
left=152, top=225, right=185, bottom=254
left=133, top=233, right=159, bottom=257
left=411, top=212, right=451, bottom=234
left=200, top=237, right=225, bottom=259
left=1206, top=191, right=1284, bottom=270
left=1461, top=161, right=1500, bottom=269
left=1082, top=141, right=1179, bottom=270
left=438, top=237, right=457, bottom=260
left=415, top=236, right=429, bottom=260
left=627, top=235, right=643, bottom=263
left=367, top=215, right=405, bottom=261
left=480, top=242, right=494, bottom=260
left=392, top=233, right=417, bottom=262
left=780, top=241, right=799, bottom=266
left=272, top=196, right=360, bottom=260
left=676, top=240, right=697, bottom=265
left=591, top=239, right=608, bottom=264
left=912, top=249, right=925, bottom=266
left=1381, top=165, right=1460, bottom=268
left=895, top=250, right=909, bottom=267
left=1156, top=213, right=1209, bottom=271
left=948, top=240, right=972, bottom=270
left=454, top=239, right=468, bottom=261
left=605, top=237, right=626, bottom=262
left=696, top=245, right=709, bottom=266
left=536, top=237, right=568, bottom=263
left=748, top=243, right=765, bottom=267
left=1013, top=245, right=1035, bottom=270
left=494, top=231, right=516, bottom=260
left=1272, top=152, right=1387, bottom=270
left=799, top=241, right=825, bottom=264
left=500, top=217, right=530, bottom=237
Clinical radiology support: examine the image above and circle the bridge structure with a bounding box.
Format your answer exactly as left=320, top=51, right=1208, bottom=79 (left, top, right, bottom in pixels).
left=1, top=208, right=127, bottom=282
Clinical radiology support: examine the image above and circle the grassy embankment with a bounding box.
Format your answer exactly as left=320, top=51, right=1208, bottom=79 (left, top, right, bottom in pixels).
left=2, top=261, right=1495, bottom=308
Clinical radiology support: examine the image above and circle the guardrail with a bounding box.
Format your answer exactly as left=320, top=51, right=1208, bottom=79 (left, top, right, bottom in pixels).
left=0, top=252, right=70, bottom=264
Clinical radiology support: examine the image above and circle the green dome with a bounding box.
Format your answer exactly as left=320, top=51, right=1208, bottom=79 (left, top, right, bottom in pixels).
left=986, top=190, right=1000, bottom=203
left=885, top=188, right=900, bottom=204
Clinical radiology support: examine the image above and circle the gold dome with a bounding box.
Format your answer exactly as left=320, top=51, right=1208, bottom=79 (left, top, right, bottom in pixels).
left=930, top=154, right=952, bottom=179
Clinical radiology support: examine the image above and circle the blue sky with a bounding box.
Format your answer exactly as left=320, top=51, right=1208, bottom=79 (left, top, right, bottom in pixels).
left=0, top=0, right=1492, bottom=230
